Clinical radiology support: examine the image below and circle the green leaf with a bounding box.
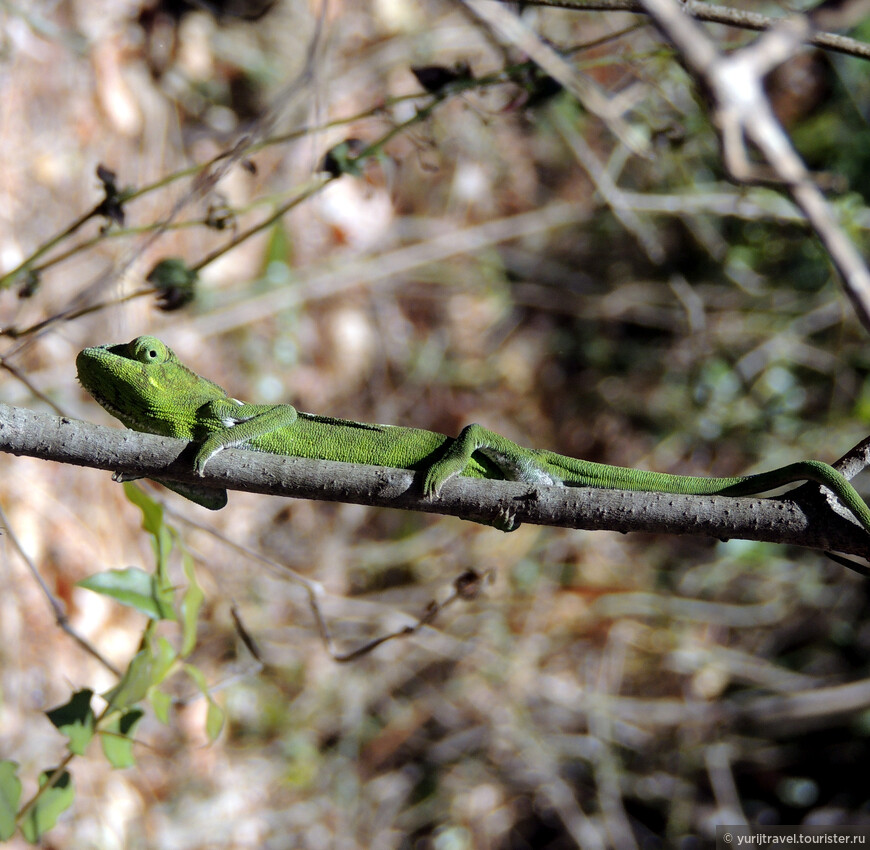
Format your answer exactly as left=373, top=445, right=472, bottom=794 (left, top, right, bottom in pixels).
left=149, top=689, right=172, bottom=725
left=182, top=662, right=208, bottom=693
left=103, top=649, right=155, bottom=711
left=104, top=631, right=179, bottom=712
left=183, top=664, right=224, bottom=742
left=151, top=636, right=178, bottom=685
left=45, top=690, right=95, bottom=756
left=0, top=761, right=22, bottom=840
left=123, top=483, right=173, bottom=578
left=77, top=567, right=175, bottom=621
left=122, top=480, right=163, bottom=536
left=180, top=553, right=204, bottom=657
left=263, top=220, right=292, bottom=271
left=100, top=708, right=144, bottom=769
left=19, top=769, right=74, bottom=844
left=206, top=700, right=225, bottom=743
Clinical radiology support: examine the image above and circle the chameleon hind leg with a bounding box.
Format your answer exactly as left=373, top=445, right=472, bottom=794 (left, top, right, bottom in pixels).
left=423, top=423, right=560, bottom=496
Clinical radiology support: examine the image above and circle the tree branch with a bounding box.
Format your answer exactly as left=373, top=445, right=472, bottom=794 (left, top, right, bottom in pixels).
left=637, top=0, right=870, bottom=332
left=2, top=402, right=869, bottom=557
left=516, top=0, right=870, bottom=62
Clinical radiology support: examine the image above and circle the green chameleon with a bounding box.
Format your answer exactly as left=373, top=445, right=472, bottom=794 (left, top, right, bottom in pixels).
left=76, top=336, right=870, bottom=535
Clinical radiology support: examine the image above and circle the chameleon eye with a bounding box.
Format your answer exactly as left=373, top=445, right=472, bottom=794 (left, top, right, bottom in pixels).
left=131, top=336, right=168, bottom=364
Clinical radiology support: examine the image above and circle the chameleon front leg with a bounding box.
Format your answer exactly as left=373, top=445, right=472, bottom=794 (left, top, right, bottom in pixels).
left=423, top=423, right=558, bottom=496
left=195, top=400, right=299, bottom=474
left=118, top=401, right=299, bottom=510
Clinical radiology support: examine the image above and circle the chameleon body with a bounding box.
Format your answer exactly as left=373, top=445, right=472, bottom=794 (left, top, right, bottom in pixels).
left=76, top=336, right=870, bottom=535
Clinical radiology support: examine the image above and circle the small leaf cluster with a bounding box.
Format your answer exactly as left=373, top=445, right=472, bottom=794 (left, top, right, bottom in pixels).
left=0, top=484, right=220, bottom=844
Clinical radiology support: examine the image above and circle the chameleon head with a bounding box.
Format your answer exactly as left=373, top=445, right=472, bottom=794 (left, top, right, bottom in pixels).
left=76, top=336, right=226, bottom=438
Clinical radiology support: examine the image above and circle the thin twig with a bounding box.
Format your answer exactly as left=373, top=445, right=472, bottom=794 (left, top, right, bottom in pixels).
left=456, top=0, right=650, bottom=154
left=548, top=102, right=665, bottom=263
left=169, top=505, right=491, bottom=661
left=0, top=501, right=120, bottom=676
left=329, top=569, right=492, bottom=663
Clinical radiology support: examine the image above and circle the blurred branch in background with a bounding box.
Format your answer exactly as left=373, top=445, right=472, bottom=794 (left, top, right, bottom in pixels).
left=521, top=0, right=870, bottom=60
left=639, top=0, right=870, bottom=330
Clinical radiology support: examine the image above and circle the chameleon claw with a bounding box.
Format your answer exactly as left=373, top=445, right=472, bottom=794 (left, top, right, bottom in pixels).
left=422, top=466, right=449, bottom=498
left=423, top=458, right=467, bottom=497
left=493, top=506, right=519, bottom=532
left=193, top=445, right=222, bottom=476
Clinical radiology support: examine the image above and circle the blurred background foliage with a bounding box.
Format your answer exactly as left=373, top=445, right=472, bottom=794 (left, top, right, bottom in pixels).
left=2, top=0, right=870, bottom=846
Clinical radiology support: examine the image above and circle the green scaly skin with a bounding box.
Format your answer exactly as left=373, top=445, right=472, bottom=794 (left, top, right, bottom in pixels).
left=76, top=336, right=870, bottom=536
